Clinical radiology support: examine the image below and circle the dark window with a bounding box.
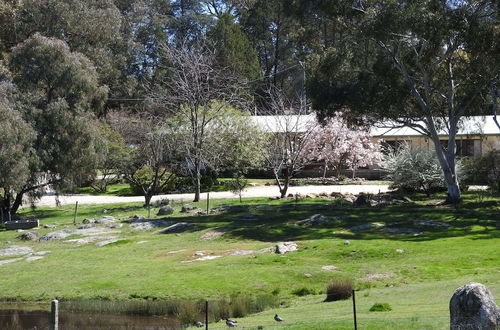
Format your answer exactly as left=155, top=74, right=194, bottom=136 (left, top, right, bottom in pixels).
left=439, top=139, right=477, bottom=157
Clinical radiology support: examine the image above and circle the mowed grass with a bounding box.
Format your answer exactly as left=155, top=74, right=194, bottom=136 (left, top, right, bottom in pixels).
left=0, top=192, right=498, bottom=328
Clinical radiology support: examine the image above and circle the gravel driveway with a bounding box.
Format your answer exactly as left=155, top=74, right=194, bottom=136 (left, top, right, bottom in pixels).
left=32, top=184, right=391, bottom=207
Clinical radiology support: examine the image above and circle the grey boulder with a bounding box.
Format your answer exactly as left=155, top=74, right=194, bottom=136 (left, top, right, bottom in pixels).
left=450, top=283, right=500, bottom=330
left=157, top=205, right=174, bottom=216
left=17, top=231, right=40, bottom=241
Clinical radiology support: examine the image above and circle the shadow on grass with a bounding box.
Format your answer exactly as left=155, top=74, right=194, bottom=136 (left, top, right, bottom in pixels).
left=164, top=196, right=499, bottom=243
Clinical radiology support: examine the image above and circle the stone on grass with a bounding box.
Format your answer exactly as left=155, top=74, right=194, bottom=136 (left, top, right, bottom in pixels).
left=322, top=265, right=339, bottom=271
left=349, top=223, right=385, bottom=232
left=182, top=255, right=221, bottom=263
left=43, top=224, right=56, bottom=229
left=17, top=231, right=40, bottom=241
left=25, top=256, right=44, bottom=262
left=0, top=246, right=34, bottom=257
left=343, top=240, right=351, bottom=245
left=396, top=249, right=405, bottom=253
left=296, top=214, right=344, bottom=227
left=34, top=251, right=51, bottom=256
left=226, top=247, right=274, bottom=256
left=155, top=222, right=193, bottom=234
left=129, top=219, right=171, bottom=232
left=450, top=283, right=500, bottom=330
left=64, top=236, right=118, bottom=245
left=181, top=204, right=197, bottom=213
left=82, top=218, right=96, bottom=224
left=107, top=223, right=123, bottom=229
left=39, top=230, right=75, bottom=241
left=78, top=224, right=95, bottom=229
left=95, top=216, right=117, bottom=225
left=275, top=242, right=298, bottom=254
left=75, top=227, right=120, bottom=236
left=157, top=205, right=174, bottom=216
left=414, top=220, right=450, bottom=227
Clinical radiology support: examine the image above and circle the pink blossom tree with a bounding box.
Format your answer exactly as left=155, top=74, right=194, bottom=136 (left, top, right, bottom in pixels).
left=304, top=113, right=383, bottom=179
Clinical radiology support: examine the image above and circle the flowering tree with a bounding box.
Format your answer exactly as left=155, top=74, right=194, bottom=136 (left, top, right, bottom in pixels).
left=304, top=113, right=383, bottom=178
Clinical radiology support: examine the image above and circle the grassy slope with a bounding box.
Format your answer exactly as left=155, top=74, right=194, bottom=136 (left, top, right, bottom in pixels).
left=0, top=192, right=498, bottom=328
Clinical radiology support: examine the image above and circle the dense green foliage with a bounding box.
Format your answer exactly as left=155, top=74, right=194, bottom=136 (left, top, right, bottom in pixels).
left=0, top=0, right=497, bottom=211
left=462, top=150, right=500, bottom=192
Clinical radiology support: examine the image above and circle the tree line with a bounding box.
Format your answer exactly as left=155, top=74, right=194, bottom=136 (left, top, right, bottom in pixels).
left=0, top=0, right=498, bottom=217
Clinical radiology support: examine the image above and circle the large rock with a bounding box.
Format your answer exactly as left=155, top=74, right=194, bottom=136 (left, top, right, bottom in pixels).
left=129, top=219, right=171, bottom=231
left=16, top=231, right=40, bottom=241
left=157, top=205, right=174, bottom=216
left=295, top=214, right=344, bottom=227
left=155, top=222, right=193, bottom=234
left=0, top=246, right=34, bottom=257
left=39, top=230, right=75, bottom=241
left=181, top=204, right=197, bottom=213
left=95, top=216, right=117, bottom=225
left=275, top=242, right=298, bottom=254
left=450, top=283, right=500, bottom=330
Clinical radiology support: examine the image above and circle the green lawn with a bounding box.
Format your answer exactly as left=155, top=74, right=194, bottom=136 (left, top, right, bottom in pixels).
left=0, top=192, right=498, bottom=328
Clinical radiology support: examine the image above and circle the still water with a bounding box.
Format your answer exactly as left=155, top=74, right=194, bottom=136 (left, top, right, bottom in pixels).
left=0, top=308, right=182, bottom=330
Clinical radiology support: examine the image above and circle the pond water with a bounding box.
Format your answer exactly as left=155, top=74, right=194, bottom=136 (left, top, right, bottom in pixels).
left=0, top=308, right=181, bottom=330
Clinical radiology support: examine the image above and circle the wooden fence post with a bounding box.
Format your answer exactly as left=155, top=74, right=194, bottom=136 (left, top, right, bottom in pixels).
left=73, top=201, right=78, bottom=225
left=51, top=299, right=59, bottom=330
left=206, top=193, right=210, bottom=214
left=205, top=300, right=209, bottom=330
left=352, top=290, right=357, bottom=330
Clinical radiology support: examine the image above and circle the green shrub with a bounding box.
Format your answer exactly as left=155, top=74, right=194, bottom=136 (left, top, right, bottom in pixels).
left=369, top=302, right=392, bottom=312
left=462, top=150, right=500, bottom=192
left=381, top=144, right=447, bottom=195
left=292, top=287, right=317, bottom=297
left=324, top=278, right=353, bottom=302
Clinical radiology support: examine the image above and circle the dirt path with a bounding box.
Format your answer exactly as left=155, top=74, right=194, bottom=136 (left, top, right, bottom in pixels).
left=34, top=184, right=391, bottom=207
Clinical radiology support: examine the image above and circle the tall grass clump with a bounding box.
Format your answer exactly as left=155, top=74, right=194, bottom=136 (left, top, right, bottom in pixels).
left=324, top=278, right=353, bottom=302
left=59, top=294, right=280, bottom=321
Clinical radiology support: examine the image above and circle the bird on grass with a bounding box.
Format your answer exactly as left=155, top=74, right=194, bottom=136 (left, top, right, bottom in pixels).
left=226, top=318, right=237, bottom=327
left=194, top=321, right=204, bottom=328
left=274, top=314, right=284, bottom=322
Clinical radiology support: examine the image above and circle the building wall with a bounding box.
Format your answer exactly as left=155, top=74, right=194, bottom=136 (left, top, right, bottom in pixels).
left=373, top=135, right=500, bottom=157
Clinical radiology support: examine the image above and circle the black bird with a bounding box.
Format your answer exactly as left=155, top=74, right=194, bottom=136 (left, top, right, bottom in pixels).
left=194, top=321, right=204, bottom=328
left=274, top=314, right=284, bottom=322
left=226, top=318, right=237, bottom=327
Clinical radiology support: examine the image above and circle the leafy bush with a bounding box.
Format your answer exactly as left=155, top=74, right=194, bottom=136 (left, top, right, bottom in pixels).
left=381, top=144, right=446, bottom=195
left=324, top=278, right=353, bottom=302
left=462, top=150, right=500, bottom=192
left=129, top=166, right=177, bottom=195
left=369, top=302, right=392, bottom=312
